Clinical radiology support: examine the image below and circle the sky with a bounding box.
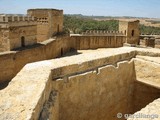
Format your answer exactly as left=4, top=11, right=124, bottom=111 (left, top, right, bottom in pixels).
left=0, top=0, right=160, bottom=18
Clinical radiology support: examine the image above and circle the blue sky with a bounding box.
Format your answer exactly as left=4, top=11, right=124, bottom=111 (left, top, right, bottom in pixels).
left=0, top=0, right=160, bottom=18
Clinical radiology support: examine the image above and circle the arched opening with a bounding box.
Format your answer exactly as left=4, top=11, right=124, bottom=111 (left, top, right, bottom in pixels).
left=131, top=30, right=135, bottom=37
left=21, top=36, right=25, bottom=47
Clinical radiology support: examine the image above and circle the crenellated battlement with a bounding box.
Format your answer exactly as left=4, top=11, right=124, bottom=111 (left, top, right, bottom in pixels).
left=0, top=15, right=37, bottom=28
left=0, top=14, right=35, bottom=23
left=82, top=30, right=125, bottom=36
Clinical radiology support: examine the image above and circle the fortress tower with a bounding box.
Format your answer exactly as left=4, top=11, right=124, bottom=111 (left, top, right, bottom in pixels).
left=119, top=20, right=140, bottom=44
left=0, top=15, right=37, bottom=52
left=27, top=9, right=63, bottom=42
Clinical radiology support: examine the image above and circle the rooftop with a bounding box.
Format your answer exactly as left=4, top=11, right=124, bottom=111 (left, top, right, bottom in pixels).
left=27, top=8, right=63, bottom=11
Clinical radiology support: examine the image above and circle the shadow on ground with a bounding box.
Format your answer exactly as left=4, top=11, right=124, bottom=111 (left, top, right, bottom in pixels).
left=0, top=80, right=10, bottom=90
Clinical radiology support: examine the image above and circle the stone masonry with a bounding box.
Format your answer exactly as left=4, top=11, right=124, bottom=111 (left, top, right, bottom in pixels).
left=119, top=20, right=140, bottom=44
left=0, top=15, right=37, bottom=52
left=0, top=8, right=63, bottom=52
left=27, top=9, right=63, bottom=42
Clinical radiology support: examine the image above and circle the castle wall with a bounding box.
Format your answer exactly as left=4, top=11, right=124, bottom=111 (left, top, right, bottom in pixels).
left=0, top=36, right=76, bottom=83
left=119, top=21, right=128, bottom=36
left=0, top=52, right=16, bottom=82
left=9, top=25, right=37, bottom=50
left=51, top=10, right=63, bottom=34
left=0, top=48, right=137, bottom=120
left=0, top=47, right=160, bottom=120
left=27, top=9, right=63, bottom=42
left=127, top=98, right=160, bottom=120
left=52, top=60, right=135, bottom=120
left=36, top=24, right=50, bottom=42
left=127, top=57, right=160, bottom=120
left=119, top=21, right=140, bottom=44
left=71, top=35, right=125, bottom=50
left=0, top=30, right=1, bottom=51
left=133, top=57, right=160, bottom=112
left=0, top=35, right=125, bottom=83
left=0, top=29, right=10, bottom=52
left=133, top=81, right=160, bottom=112
left=0, top=34, right=159, bottom=84
left=127, top=21, right=140, bottom=44
left=0, top=15, right=37, bottom=51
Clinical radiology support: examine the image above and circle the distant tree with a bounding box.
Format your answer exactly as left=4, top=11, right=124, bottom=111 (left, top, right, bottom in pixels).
left=140, top=25, right=160, bottom=34
left=64, top=15, right=160, bottom=34
left=64, top=15, right=118, bottom=34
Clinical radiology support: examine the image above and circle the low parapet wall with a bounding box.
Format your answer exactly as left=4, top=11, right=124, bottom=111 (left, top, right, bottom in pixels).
left=0, top=47, right=137, bottom=120
left=82, top=30, right=124, bottom=36
left=72, top=35, right=125, bottom=50
left=0, top=47, right=159, bottom=120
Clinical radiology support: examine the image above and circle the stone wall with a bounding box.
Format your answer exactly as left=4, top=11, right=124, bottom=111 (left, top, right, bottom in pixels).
left=27, top=9, right=63, bottom=42
left=0, top=36, right=76, bottom=83
left=51, top=10, right=63, bottom=34
left=0, top=29, right=10, bottom=51
left=119, top=20, right=140, bottom=44
left=82, top=30, right=124, bottom=36
left=72, top=35, right=125, bottom=50
left=0, top=47, right=160, bottom=120
left=0, top=35, right=126, bottom=83
left=0, top=52, right=16, bottom=83
left=128, top=98, right=160, bottom=120
left=0, top=15, right=35, bottom=22
left=0, top=14, right=37, bottom=52
left=127, top=21, right=140, bottom=44
left=9, top=25, right=37, bottom=50
left=0, top=47, right=137, bottom=120
left=133, top=57, right=160, bottom=113
left=52, top=60, right=135, bottom=120
left=133, top=81, right=160, bottom=113
left=119, top=21, right=128, bottom=36
left=144, top=37, right=155, bottom=48
left=0, top=38, right=159, bottom=84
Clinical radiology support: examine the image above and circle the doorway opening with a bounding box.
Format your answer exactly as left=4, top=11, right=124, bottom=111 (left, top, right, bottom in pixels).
left=131, top=30, right=135, bottom=37
left=21, top=36, right=25, bottom=47
left=57, top=24, right=60, bottom=33
left=61, top=48, right=63, bottom=56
